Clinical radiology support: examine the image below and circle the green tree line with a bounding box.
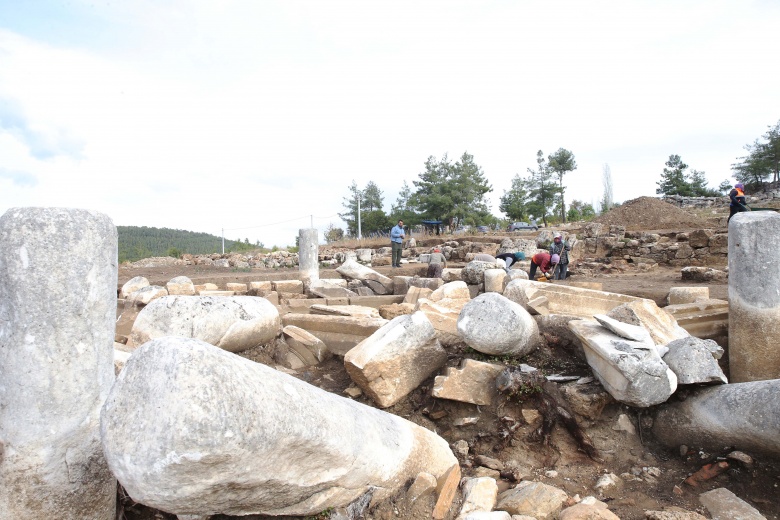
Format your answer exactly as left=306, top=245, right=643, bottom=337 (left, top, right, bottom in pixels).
left=118, top=226, right=259, bottom=263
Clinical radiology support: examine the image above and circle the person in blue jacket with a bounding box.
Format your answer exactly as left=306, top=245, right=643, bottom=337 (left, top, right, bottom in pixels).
left=390, top=220, right=405, bottom=267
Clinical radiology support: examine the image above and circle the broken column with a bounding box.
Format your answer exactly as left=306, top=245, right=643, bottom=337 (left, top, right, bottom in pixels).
left=652, top=379, right=780, bottom=458
left=0, top=207, right=117, bottom=519
left=298, top=228, right=319, bottom=285
left=101, top=337, right=458, bottom=517
left=728, top=211, right=780, bottom=382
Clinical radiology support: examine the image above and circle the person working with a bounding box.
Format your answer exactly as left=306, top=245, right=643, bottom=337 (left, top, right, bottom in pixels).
left=529, top=252, right=558, bottom=280
left=548, top=233, right=570, bottom=280
left=728, top=183, right=748, bottom=223
left=426, top=248, right=447, bottom=278
left=390, top=220, right=405, bottom=267
left=496, top=251, right=525, bottom=273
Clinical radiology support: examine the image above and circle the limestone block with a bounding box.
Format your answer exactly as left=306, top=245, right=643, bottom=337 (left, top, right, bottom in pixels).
left=457, top=293, right=540, bottom=357
left=272, top=280, right=304, bottom=294
left=0, top=207, right=116, bottom=519
left=507, top=269, right=529, bottom=281
left=416, top=298, right=468, bottom=346
left=668, top=286, right=709, bottom=305
left=226, top=282, right=248, bottom=294
left=100, top=337, right=458, bottom=517
left=404, top=286, right=433, bottom=305
left=337, top=259, right=394, bottom=294
left=345, top=312, right=447, bottom=408
left=496, top=481, right=568, bottom=519
left=281, top=313, right=388, bottom=355
left=569, top=281, right=603, bottom=291
left=526, top=296, right=549, bottom=316
left=568, top=320, right=677, bottom=407
left=309, top=279, right=357, bottom=298
left=561, top=382, right=613, bottom=420
left=433, top=463, right=461, bottom=520
left=442, top=268, right=463, bottom=282
left=167, top=275, right=196, bottom=295
left=408, top=472, right=437, bottom=503
left=459, top=512, right=511, bottom=520
left=432, top=359, right=505, bottom=406
left=458, top=477, right=498, bottom=518
left=248, top=281, right=273, bottom=296
left=198, top=290, right=235, bottom=296
left=462, top=261, right=499, bottom=285
left=645, top=508, right=707, bottom=520
left=663, top=336, right=727, bottom=385
left=606, top=299, right=689, bottom=345
left=298, top=228, right=319, bottom=284
left=310, top=304, right=380, bottom=318
left=282, top=325, right=331, bottom=365
left=195, top=282, right=219, bottom=294
left=664, top=298, right=728, bottom=340
left=559, top=498, right=619, bottom=520
left=378, top=302, right=415, bottom=320
left=652, top=379, right=780, bottom=458
left=121, top=275, right=149, bottom=297
left=688, top=229, right=713, bottom=248
left=355, top=248, right=373, bottom=263
left=128, top=285, right=168, bottom=306
left=128, top=295, right=280, bottom=352
left=505, top=279, right=640, bottom=317
left=484, top=269, right=508, bottom=293
left=593, top=314, right=652, bottom=343
left=116, top=305, right=141, bottom=338
left=114, top=347, right=131, bottom=375
left=430, top=281, right=471, bottom=301
left=681, top=266, right=728, bottom=282
left=699, top=488, right=766, bottom=520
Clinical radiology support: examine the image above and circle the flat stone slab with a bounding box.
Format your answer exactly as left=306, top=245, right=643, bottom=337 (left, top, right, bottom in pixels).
left=594, top=314, right=653, bottom=344
left=699, top=488, right=767, bottom=520
left=281, top=314, right=388, bottom=355
left=504, top=279, right=641, bottom=317
left=432, top=359, right=505, bottom=406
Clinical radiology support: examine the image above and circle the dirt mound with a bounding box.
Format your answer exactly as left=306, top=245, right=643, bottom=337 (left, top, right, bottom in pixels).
left=595, top=196, right=711, bottom=230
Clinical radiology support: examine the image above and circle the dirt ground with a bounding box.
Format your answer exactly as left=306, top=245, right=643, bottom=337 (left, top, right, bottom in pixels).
left=116, top=231, right=780, bottom=520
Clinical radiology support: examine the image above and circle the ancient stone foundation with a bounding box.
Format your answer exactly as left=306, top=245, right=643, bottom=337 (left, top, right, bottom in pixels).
left=0, top=207, right=117, bottom=519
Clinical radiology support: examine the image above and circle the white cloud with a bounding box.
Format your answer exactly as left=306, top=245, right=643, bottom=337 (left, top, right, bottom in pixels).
left=0, top=1, right=779, bottom=247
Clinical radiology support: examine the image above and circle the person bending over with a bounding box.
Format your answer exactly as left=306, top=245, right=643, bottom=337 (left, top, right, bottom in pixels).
left=529, top=252, right=558, bottom=280
left=496, top=251, right=526, bottom=273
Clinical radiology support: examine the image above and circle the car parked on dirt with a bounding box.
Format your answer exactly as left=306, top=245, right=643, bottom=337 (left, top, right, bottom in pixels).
left=507, top=221, right=538, bottom=231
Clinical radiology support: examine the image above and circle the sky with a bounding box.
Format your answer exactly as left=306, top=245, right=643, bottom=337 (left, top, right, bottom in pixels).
left=1, top=1, right=778, bottom=248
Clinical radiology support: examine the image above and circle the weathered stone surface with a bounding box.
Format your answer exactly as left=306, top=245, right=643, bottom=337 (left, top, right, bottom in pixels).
left=594, top=313, right=653, bottom=343
left=699, top=487, right=767, bottom=520
left=114, top=346, right=131, bottom=375
left=282, top=313, right=388, bottom=356
left=458, top=477, right=498, bottom=518
left=272, top=280, right=304, bottom=294
left=430, top=281, right=471, bottom=301
left=378, top=302, right=416, bottom=320
left=652, top=379, right=780, bottom=458
left=664, top=299, right=728, bottom=341
left=0, top=207, right=116, bottom=519
left=458, top=293, right=540, bottom=357
left=568, top=320, right=677, bottom=407
left=668, top=287, right=709, bottom=305
left=309, top=279, right=357, bottom=298
left=121, top=275, right=150, bottom=298
left=442, top=268, right=463, bottom=282
left=681, top=266, right=727, bottom=282
left=282, top=325, right=331, bottom=365
left=408, top=472, right=437, bottom=503
left=248, top=281, right=273, bottom=296
left=195, top=282, right=219, bottom=293
left=459, top=512, right=511, bottom=520
left=645, top=509, right=707, bottom=520
left=404, top=286, right=434, bottom=305
left=526, top=296, right=550, bottom=316
left=606, top=299, right=689, bottom=345
left=128, top=296, right=280, bottom=352
left=344, top=312, right=447, bottom=408
left=101, top=337, right=458, bottom=517
left=559, top=497, right=619, bottom=520
left=433, top=464, right=462, bottom=520
left=226, top=282, right=248, bottom=294
left=167, top=275, right=196, bottom=295
left=561, top=382, right=613, bottom=420
left=337, top=259, right=394, bottom=294
left=505, top=280, right=640, bottom=317
left=484, top=269, right=508, bottom=293
left=416, top=298, right=468, bottom=346
left=729, top=211, right=780, bottom=382
left=432, top=359, right=505, bottom=406
left=496, top=481, right=568, bottom=519
left=298, top=228, right=319, bottom=285
left=462, top=260, right=500, bottom=285
left=663, top=336, right=727, bottom=385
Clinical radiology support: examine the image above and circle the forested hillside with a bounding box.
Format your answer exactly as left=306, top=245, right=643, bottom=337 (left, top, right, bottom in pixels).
left=118, top=226, right=257, bottom=262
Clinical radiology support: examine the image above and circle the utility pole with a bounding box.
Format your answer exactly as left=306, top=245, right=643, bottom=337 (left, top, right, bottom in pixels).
left=221, top=228, right=225, bottom=254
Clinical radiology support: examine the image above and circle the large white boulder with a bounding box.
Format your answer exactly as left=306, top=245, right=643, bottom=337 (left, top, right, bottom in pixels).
left=166, top=275, right=196, bottom=295
left=344, top=312, right=447, bottom=408
left=121, top=275, right=150, bottom=298
left=0, top=207, right=116, bottom=519
left=128, top=295, right=280, bottom=351
left=100, top=337, right=458, bottom=517
left=457, top=293, right=540, bottom=356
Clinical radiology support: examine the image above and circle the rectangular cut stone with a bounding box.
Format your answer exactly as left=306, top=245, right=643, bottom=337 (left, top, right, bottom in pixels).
left=264, top=292, right=279, bottom=305
left=508, top=280, right=641, bottom=317
left=432, top=359, right=505, bottom=406
left=664, top=299, right=728, bottom=341
left=404, top=286, right=433, bottom=305
left=197, top=290, right=235, bottom=297
left=668, top=286, right=709, bottom=305
left=348, top=295, right=405, bottom=308
left=416, top=298, right=468, bottom=346
left=483, top=270, right=507, bottom=293
left=272, top=280, right=304, bottom=294
left=309, top=279, right=357, bottom=299
left=226, top=283, right=248, bottom=294
left=281, top=314, right=388, bottom=355
left=249, top=281, right=273, bottom=296
left=442, top=269, right=462, bottom=282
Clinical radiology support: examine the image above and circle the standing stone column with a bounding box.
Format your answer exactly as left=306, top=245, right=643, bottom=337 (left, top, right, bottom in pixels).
left=0, top=208, right=117, bottom=519
left=728, top=211, right=780, bottom=382
left=298, top=228, right=319, bottom=285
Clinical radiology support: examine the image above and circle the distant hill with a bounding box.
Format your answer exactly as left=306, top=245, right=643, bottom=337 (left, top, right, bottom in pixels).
left=117, top=226, right=259, bottom=262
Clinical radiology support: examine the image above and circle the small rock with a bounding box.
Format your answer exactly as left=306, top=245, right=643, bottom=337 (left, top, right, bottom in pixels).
left=454, top=417, right=479, bottom=426
left=726, top=450, right=754, bottom=466
left=699, top=487, right=766, bottom=520
left=545, top=470, right=558, bottom=478
left=344, top=386, right=362, bottom=398
left=453, top=440, right=470, bottom=457
left=594, top=473, right=621, bottom=492
left=613, top=414, right=637, bottom=435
